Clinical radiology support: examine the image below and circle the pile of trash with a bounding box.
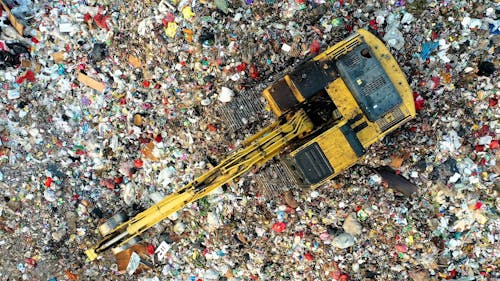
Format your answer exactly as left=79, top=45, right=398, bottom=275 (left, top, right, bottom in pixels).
left=0, top=0, right=498, bottom=280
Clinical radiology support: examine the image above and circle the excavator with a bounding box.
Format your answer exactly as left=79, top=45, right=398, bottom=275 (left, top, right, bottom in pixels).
left=85, top=29, right=416, bottom=262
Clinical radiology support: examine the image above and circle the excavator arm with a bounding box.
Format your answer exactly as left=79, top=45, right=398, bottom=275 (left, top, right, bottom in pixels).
left=85, top=109, right=314, bottom=261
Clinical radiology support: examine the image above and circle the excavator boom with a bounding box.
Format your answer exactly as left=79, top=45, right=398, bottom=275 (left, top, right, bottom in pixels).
left=86, top=109, right=313, bottom=260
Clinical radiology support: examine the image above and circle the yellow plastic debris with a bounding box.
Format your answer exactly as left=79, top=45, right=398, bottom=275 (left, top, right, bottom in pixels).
left=165, top=22, right=178, bottom=38
left=182, top=6, right=195, bottom=20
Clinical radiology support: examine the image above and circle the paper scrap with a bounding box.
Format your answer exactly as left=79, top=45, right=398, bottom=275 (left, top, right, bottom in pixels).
left=281, top=43, right=292, bottom=52
left=77, top=72, right=106, bottom=93
left=59, top=22, right=75, bottom=33
left=155, top=241, right=171, bottom=260
left=126, top=252, right=141, bottom=275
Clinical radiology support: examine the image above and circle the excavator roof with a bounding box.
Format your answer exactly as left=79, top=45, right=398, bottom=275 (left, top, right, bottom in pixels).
left=335, top=43, right=403, bottom=121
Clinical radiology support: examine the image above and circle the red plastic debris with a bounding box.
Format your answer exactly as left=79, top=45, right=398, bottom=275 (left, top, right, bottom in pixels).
left=45, top=177, right=53, bottom=188
left=478, top=158, right=486, bottom=166
left=16, top=70, right=36, bottom=84
left=369, top=19, right=379, bottom=30
left=490, top=140, right=499, bottom=149
left=489, top=97, right=498, bottom=107
left=155, top=134, right=163, bottom=142
left=339, top=274, right=350, bottom=281
left=249, top=64, right=259, bottom=79
left=475, top=202, right=483, bottom=210
left=93, top=13, right=110, bottom=30
left=104, top=179, right=115, bottom=190
left=142, top=80, right=150, bottom=87
left=329, top=262, right=342, bottom=279
left=84, top=13, right=91, bottom=22
left=114, top=177, right=123, bottom=184
left=395, top=243, right=408, bottom=253
left=134, top=159, right=144, bottom=168
left=31, top=37, right=40, bottom=44
left=474, top=124, right=490, bottom=138
left=25, top=70, right=35, bottom=82
left=431, top=31, right=439, bottom=40
left=65, top=270, right=78, bottom=281
left=304, top=252, right=313, bottom=261
left=207, top=124, right=217, bottom=132
left=146, top=244, right=155, bottom=255
left=236, top=62, right=247, bottom=72
left=25, top=257, right=36, bottom=267
left=475, top=145, right=484, bottom=152
left=309, top=40, right=321, bottom=55
left=165, top=12, right=175, bottom=24
left=430, top=76, right=441, bottom=89
left=272, top=222, right=286, bottom=233
left=413, top=92, right=425, bottom=111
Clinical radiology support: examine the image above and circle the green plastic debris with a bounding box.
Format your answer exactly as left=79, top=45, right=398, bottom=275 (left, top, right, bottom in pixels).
left=214, top=0, right=228, bottom=14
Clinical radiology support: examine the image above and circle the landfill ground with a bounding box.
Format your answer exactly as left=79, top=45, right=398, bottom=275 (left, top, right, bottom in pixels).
left=0, top=0, right=499, bottom=280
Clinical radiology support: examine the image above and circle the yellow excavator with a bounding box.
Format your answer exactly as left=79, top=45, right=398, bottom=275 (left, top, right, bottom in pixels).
left=86, top=29, right=416, bottom=262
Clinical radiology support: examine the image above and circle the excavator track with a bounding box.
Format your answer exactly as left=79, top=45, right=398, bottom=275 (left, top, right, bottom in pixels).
left=255, top=160, right=302, bottom=198
left=216, top=85, right=268, bottom=133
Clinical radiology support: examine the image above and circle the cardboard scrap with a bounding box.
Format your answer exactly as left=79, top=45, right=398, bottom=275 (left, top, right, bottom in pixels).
left=77, top=72, right=106, bottom=93
left=0, top=0, right=24, bottom=35
left=20, top=59, right=31, bottom=68
left=115, top=244, right=150, bottom=274
left=390, top=155, right=404, bottom=169
left=53, top=52, right=66, bottom=64
left=128, top=55, right=142, bottom=68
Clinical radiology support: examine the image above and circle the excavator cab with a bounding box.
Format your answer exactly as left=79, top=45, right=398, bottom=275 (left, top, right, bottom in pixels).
left=263, top=29, right=415, bottom=188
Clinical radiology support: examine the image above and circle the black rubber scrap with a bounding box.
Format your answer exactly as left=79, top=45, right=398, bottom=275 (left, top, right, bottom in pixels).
left=374, top=166, right=418, bottom=197
left=89, top=42, right=108, bottom=64
left=0, top=42, right=30, bottom=70
left=477, top=61, right=495, bottom=77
